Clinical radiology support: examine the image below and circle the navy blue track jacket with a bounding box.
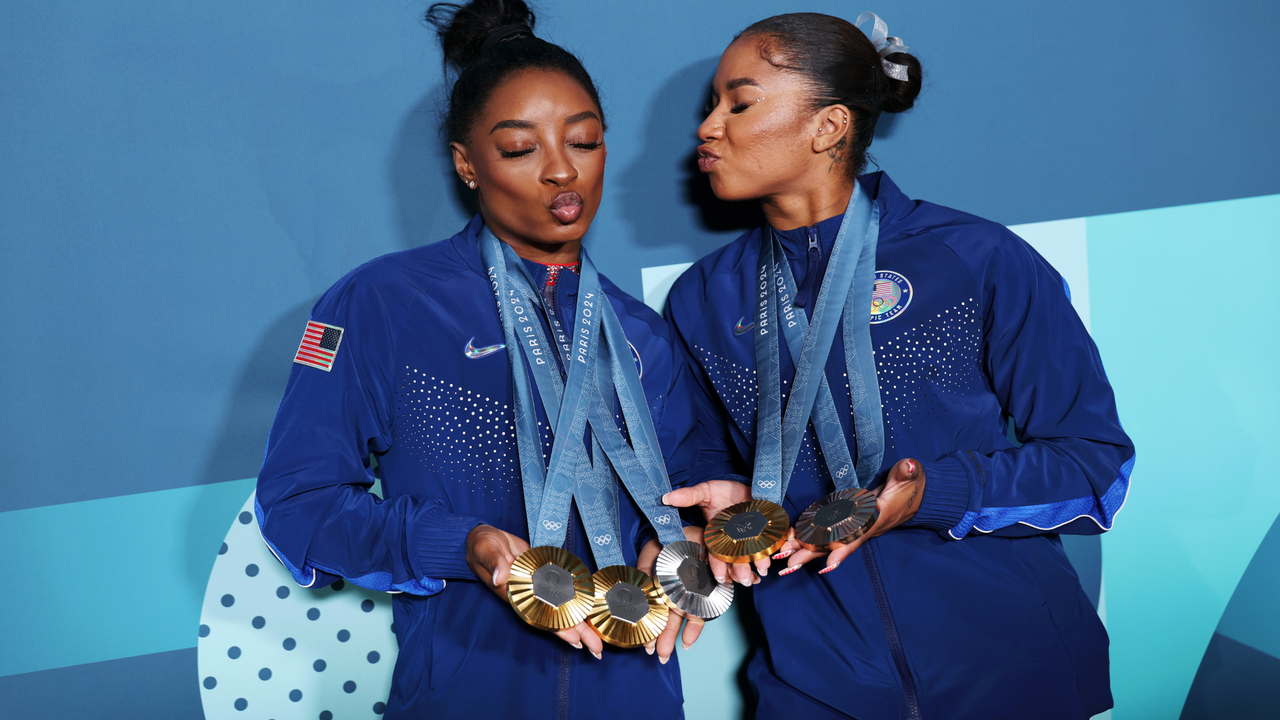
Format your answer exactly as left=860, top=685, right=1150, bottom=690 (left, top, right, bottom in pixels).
left=256, top=216, right=695, bottom=719
left=665, top=173, right=1135, bottom=720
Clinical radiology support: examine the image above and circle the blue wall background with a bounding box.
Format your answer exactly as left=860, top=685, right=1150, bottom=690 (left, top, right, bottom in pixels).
left=1, top=1, right=1277, bottom=718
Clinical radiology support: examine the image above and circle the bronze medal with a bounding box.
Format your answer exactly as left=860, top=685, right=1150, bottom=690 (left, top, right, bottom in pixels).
left=794, top=488, right=878, bottom=552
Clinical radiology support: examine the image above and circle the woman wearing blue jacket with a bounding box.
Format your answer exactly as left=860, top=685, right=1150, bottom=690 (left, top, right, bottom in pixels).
left=663, top=12, right=1134, bottom=720
left=255, top=1, right=702, bottom=717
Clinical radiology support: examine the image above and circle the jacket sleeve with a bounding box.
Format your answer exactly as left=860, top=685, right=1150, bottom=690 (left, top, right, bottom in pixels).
left=256, top=272, right=486, bottom=594
left=665, top=287, right=752, bottom=487
left=907, top=230, right=1135, bottom=539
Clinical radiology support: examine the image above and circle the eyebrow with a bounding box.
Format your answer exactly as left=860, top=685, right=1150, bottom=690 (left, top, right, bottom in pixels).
left=489, top=111, right=601, bottom=135
left=490, top=119, right=535, bottom=134
left=726, top=77, right=761, bottom=90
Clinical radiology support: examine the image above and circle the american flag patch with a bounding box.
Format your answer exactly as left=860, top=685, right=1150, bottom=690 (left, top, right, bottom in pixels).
left=873, top=280, right=895, bottom=299
left=294, top=321, right=344, bottom=372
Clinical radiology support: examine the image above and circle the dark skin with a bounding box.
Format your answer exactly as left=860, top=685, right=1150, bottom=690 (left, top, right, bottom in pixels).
left=453, top=68, right=701, bottom=661
left=666, top=37, right=926, bottom=583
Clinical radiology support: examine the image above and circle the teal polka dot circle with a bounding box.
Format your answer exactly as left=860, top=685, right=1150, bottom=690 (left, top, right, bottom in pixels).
left=198, top=490, right=397, bottom=719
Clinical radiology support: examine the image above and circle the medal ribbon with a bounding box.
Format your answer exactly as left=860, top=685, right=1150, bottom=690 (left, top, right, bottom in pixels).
left=752, top=183, right=885, bottom=501
left=480, top=229, right=625, bottom=569
left=581, top=263, right=686, bottom=547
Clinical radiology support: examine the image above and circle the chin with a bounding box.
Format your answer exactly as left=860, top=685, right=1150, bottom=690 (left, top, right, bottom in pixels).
left=708, top=174, right=755, bottom=203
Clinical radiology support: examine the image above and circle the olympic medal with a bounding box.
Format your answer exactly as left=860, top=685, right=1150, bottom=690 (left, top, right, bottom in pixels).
left=653, top=540, right=734, bottom=620
left=703, top=499, right=791, bottom=563
left=794, top=488, right=879, bottom=552
left=586, top=565, right=669, bottom=648
left=507, top=546, right=595, bottom=632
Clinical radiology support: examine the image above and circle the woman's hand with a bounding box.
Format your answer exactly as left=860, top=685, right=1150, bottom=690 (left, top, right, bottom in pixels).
left=774, top=458, right=926, bottom=576
left=466, top=524, right=605, bottom=658
left=661, top=480, right=766, bottom=586
left=636, top=526, right=708, bottom=663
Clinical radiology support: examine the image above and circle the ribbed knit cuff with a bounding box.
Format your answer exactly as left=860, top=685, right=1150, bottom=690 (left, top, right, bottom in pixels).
left=905, top=455, right=972, bottom=536
left=413, top=508, right=487, bottom=581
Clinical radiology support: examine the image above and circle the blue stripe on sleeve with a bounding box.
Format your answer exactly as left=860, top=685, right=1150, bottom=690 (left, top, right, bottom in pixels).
left=949, top=454, right=1134, bottom=538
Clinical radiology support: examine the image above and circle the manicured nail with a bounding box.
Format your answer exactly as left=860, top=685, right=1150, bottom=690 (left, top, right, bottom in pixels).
left=905, top=460, right=916, bottom=475
left=644, top=645, right=654, bottom=655
left=772, top=550, right=794, bottom=561
left=682, top=641, right=692, bottom=651
left=660, top=493, right=671, bottom=505
left=714, top=574, right=726, bottom=584
left=758, top=565, right=768, bottom=577
left=659, top=654, right=670, bottom=665
left=592, top=651, right=602, bottom=660
left=819, top=562, right=841, bottom=575
left=492, top=569, right=501, bottom=586
left=778, top=565, right=800, bottom=576
left=571, top=642, right=583, bottom=649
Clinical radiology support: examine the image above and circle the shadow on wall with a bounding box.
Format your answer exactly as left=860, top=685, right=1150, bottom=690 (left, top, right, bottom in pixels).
left=187, top=300, right=315, bottom=595
left=388, top=81, right=477, bottom=251
left=618, top=57, right=762, bottom=256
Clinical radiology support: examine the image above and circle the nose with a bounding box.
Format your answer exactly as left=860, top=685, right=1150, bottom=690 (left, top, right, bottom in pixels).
left=698, top=109, right=724, bottom=142
left=542, top=144, right=578, bottom=187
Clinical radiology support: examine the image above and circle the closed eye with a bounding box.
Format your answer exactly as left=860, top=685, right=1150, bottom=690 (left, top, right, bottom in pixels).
left=729, top=102, right=751, bottom=114
left=498, top=147, right=535, bottom=159
left=570, top=141, right=602, bottom=150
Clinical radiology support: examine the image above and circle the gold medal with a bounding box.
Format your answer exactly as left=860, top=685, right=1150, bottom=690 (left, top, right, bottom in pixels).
left=586, top=565, right=669, bottom=648
left=703, top=499, right=791, bottom=563
left=507, top=546, right=595, bottom=632
left=794, top=488, right=878, bottom=552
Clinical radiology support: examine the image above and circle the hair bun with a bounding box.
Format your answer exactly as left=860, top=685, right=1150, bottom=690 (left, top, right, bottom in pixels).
left=877, top=51, right=922, bottom=113
left=426, top=0, right=537, bottom=72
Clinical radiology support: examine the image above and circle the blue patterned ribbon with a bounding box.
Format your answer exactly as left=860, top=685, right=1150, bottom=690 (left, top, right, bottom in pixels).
left=480, top=229, right=625, bottom=568
left=752, top=183, right=885, bottom=502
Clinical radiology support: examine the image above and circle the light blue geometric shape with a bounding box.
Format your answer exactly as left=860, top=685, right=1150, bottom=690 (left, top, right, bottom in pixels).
left=641, top=262, right=694, bottom=313
left=1008, top=217, right=1091, bottom=330
left=1214, top=510, right=1280, bottom=659
left=0, top=478, right=256, bottom=677
left=1087, top=193, right=1280, bottom=720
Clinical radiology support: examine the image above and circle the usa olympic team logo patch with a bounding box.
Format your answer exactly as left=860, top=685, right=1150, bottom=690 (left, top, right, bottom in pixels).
left=870, top=270, right=912, bottom=324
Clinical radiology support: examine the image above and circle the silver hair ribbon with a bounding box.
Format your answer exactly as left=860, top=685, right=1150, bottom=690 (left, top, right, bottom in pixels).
left=855, top=12, right=910, bottom=82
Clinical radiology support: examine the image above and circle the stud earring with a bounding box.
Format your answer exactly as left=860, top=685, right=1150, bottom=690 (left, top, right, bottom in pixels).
left=468, top=180, right=476, bottom=189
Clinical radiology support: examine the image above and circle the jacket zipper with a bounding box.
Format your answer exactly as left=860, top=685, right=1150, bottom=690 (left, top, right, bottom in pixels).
left=794, top=225, right=823, bottom=309
left=863, top=542, right=922, bottom=720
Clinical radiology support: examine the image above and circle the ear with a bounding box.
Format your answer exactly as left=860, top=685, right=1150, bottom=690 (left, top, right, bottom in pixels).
left=450, top=142, right=475, bottom=186
left=810, top=104, right=852, bottom=155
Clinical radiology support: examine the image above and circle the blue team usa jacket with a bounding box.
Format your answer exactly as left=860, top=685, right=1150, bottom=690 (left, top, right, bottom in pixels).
left=256, top=216, right=697, bottom=720
left=665, top=172, right=1135, bottom=720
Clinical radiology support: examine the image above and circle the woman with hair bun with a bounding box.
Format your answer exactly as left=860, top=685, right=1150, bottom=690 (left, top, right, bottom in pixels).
left=255, top=1, right=704, bottom=717
left=664, top=12, right=1134, bottom=719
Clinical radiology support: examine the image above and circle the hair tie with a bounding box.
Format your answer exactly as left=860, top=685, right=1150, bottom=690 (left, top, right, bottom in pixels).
left=480, top=23, right=533, bottom=52
left=855, top=12, right=910, bottom=82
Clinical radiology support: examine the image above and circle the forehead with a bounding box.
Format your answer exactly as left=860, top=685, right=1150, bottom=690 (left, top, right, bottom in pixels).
left=478, top=69, right=600, bottom=127
left=713, top=37, right=786, bottom=87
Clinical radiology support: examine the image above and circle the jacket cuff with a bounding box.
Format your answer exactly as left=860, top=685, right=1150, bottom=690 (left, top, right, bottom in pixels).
left=413, top=507, right=487, bottom=580
left=906, top=455, right=972, bottom=536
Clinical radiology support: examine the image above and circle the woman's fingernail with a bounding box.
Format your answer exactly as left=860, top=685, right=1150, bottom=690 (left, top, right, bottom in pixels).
left=758, top=566, right=768, bottom=576
left=592, top=651, right=602, bottom=660
left=819, top=562, right=841, bottom=575
left=492, top=569, right=501, bottom=586
left=714, top=574, right=726, bottom=584
left=906, top=460, right=916, bottom=475
left=644, top=645, right=654, bottom=655
left=572, top=642, right=583, bottom=649
left=772, top=550, right=793, bottom=560
left=682, top=641, right=692, bottom=651
left=778, top=565, right=800, bottom=576
left=659, top=654, right=670, bottom=665
left=660, top=493, right=670, bottom=505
